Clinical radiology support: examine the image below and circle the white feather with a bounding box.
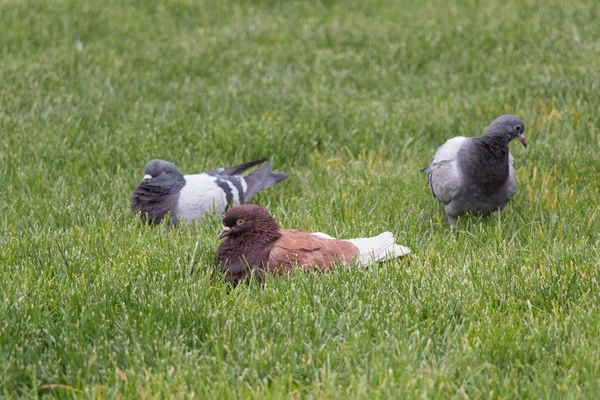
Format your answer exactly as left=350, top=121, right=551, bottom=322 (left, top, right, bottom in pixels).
left=310, top=231, right=410, bottom=267
left=431, top=136, right=466, bottom=164
left=220, top=178, right=242, bottom=202
left=428, top=136, right=467, bottom=203
left=173, top=173, right=241, bottom=222
left=347, top=232, right=410, bottom=267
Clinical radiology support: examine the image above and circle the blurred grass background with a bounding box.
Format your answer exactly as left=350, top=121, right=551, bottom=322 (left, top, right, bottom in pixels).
left=1, top=0, right=599, bottom=397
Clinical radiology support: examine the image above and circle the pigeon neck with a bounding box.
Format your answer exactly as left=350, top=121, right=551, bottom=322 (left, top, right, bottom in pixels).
left=460, top=135, right=510, bottom=193
left=131, top=183, right=183, bottom=224
left=131, top=173, right=186, bottom=224
left=477, top=133, right=510, bottom=155
left=222, top=216, right=282, bottom=252
left=239, top=225, right=281, bottom=246
left=217, top=226, right=281, bottom=281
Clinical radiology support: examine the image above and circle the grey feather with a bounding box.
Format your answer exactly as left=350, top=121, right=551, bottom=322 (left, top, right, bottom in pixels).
left=130, top=159, right=185, bottom=224
left=242, top=162, right=289, bottom=203
left=205, top=158, right=267, bottom=177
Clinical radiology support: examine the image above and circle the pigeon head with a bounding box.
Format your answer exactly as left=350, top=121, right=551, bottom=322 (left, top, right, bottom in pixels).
left=483, top=115, right=527, bottom=147
left=131, top=159, right=186, bottom=224
left=218, top=205, right=279, bottom=240
left=141, top=159, right=185, bottom=186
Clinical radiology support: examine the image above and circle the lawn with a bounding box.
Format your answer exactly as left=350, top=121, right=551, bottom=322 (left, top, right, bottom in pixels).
left=1, top=0, right=600, bottom=398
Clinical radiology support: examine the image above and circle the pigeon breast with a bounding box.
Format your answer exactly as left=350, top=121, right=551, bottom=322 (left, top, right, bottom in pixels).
left=131, top=182, right=183, bottom=224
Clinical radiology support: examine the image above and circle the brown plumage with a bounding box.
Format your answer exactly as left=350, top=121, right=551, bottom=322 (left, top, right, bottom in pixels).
left=268, top=229, right=359, bottom=271
left=216, top=205, right=410, bottom=282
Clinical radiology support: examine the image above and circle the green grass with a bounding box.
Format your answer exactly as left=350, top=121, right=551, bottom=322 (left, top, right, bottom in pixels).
left=1, top=0, right=600, bottom=397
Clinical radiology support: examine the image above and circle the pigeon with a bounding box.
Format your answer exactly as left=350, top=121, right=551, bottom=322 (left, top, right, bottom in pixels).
left=131, top=158, right=288, bottom=224
left=216, top=205, right=411, bottom=282
left=423, top=114, right=527, bottom=224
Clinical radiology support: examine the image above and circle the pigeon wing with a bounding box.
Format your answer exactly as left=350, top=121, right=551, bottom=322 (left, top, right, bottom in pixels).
left=173, top=174, right=236, bottom=222
left=205, top=158, right=267, bottom=177
left=504, top=153, right=518, bottom=200
left=427, top=137, right=466, bottom=204
left=268, top=230, right=359, bottom=272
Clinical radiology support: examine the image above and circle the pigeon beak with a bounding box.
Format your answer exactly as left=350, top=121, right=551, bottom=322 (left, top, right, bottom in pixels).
left=518, top=134, right=528, bottom=148
left=143, top=174, right=152, bottom=180
left=218, top=226, right=231, bottom=240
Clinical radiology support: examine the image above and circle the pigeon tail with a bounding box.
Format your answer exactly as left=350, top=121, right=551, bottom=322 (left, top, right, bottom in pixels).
left=390, top=243, right=412, bottom=257
left=347, top=232, right=410, bottom=267
left=217, top=158, right=268, bottom=176
left=242, top=162, right=288, bottom=203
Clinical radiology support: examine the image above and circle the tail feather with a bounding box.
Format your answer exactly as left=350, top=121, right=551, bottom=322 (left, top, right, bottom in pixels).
left=390, top=243, right=412, bottom=258
left=242, top=162, right=288, bottom=203
left=219, top=158, right=268, bottom=176
left=347, top=232, right=410, bottom=267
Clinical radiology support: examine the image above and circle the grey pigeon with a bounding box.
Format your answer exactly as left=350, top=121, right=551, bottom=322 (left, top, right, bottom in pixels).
left=423, top=114, right=527, bottom=224
left=131, top=158, right=288, bottom=224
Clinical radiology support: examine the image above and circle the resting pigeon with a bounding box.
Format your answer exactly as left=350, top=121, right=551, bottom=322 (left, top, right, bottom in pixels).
left=216, top=205, right=411, bottom=282
left=131, top=158, right=288, bottom=224
left=423, top=114, right=527, bottom=224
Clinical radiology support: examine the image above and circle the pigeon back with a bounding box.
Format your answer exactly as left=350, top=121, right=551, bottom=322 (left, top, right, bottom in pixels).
left=173, top=174, right=244, bottom=223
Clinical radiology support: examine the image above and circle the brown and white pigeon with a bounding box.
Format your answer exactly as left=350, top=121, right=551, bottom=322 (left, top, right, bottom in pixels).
left=423, top=115, right=527, bottom=224
left=216, top=205, right=411, bottom=282
left=131, top=158, right=288, bottom=225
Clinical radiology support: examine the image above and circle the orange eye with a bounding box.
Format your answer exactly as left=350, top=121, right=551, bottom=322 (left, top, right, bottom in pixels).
left=237, top=219, right=244, bottom=225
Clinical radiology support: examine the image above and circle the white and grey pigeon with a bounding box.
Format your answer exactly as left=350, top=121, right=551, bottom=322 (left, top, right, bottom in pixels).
left=423, top=114, right=527, bottom=224
left=131, top=158, right=288, bottom=224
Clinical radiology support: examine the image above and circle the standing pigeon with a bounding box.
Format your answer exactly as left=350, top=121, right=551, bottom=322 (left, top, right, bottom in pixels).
left=216, top=205, right=411, bottom=282
left=131, top=158, right=288, bottom=224
left=423, top=114, right=527, bottom=224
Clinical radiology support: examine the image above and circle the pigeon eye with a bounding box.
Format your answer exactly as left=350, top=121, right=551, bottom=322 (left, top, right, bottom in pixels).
left=237, top=219, right=245, bottom=225
left=515, top=125, right=521, bottom=132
